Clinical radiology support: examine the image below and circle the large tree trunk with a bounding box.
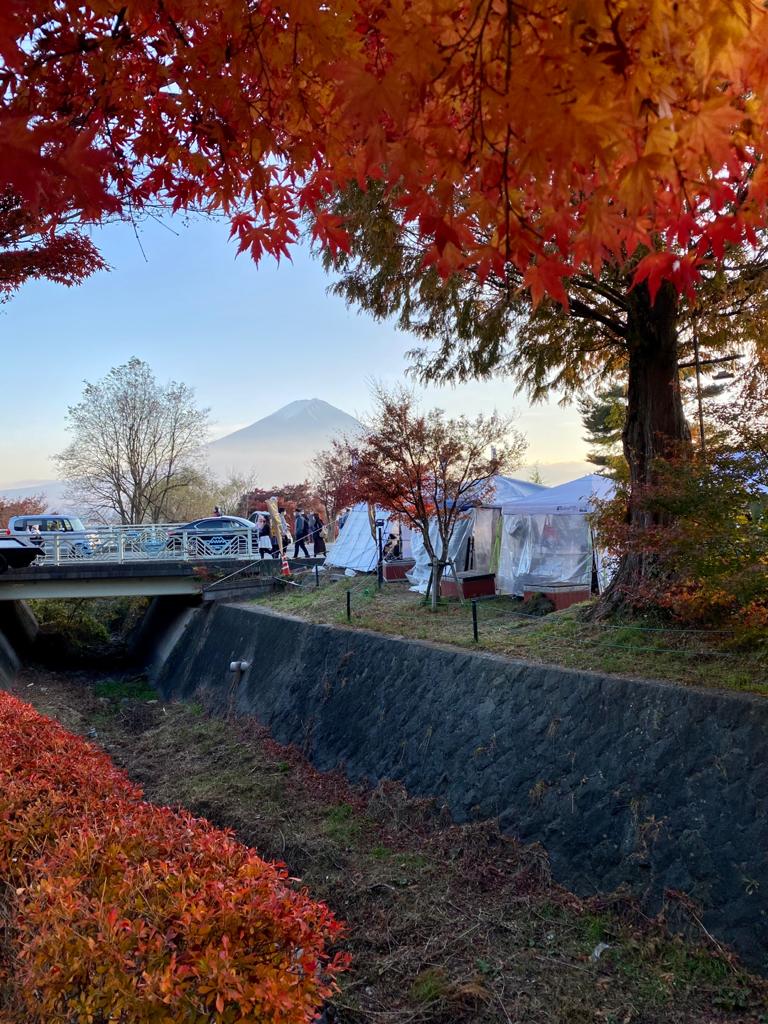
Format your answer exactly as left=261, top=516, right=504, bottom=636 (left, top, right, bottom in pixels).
left=596, top=280, right=692, bottom=615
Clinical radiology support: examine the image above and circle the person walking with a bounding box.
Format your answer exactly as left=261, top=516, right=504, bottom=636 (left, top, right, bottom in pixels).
left=293, top=507, right=311, bottom=558
left=256, top=514, right=273, bottom=559
left=279, top=507, right=291, bottom=552
left=310, top=512, right=327, bottom=557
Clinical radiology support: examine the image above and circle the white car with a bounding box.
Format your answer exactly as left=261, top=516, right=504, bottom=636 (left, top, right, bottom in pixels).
left=6, top=513, right=96, bottom=558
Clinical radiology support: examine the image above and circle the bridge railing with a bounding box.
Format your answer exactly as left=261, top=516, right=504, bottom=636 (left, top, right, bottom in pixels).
left=35, top=524, right=272, bottom=566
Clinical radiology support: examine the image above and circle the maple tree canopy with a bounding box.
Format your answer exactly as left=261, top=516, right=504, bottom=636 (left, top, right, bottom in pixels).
left=3, top=1, right=768, bottom=303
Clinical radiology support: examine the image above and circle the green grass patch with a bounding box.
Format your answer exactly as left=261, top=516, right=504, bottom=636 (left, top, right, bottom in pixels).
left=93, top=676, right=157, bottom=702
left=323, top=802, right=364, bottom=844
left=409, top=968, right=451, bottom=1005
left=255, top=579, right=768, bottom=694
left=612, top=935, right=754, bottom=1010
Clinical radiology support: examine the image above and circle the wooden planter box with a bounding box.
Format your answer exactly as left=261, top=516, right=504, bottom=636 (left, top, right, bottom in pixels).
left=441, top=572, right=496, bottom=600
left=383, top=558, right=416, bottom=581
left=524, top=585, right=591, bottom=611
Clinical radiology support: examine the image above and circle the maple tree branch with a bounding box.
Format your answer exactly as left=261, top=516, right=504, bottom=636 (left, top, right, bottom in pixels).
left=570, top=275, right=628, bottom=309
left=156, top=0, right=189, bottom=48
left=568, top=296, right=627, bottom=338
left=111, top=8, right=127, bottom=39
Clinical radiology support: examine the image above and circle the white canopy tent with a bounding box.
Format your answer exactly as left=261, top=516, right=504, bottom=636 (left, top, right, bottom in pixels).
left=326, top=504, right=412, bottom=572
left=497, top=474, right=615, bottom=595
left=405, top=476, right=547, bottom=593
left=500, top=473, right=615, bottom=516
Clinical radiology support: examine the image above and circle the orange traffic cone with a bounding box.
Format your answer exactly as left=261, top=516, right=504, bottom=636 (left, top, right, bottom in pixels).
left=281, top=550, right=291, bottom=577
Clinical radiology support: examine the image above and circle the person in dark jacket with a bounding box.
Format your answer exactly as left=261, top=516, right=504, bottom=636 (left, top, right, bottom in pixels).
left=310, top=512, right=327, bottom=557
left=255, top=514, right=273, bottom=559
left=293, top=508, right=310, bottom=558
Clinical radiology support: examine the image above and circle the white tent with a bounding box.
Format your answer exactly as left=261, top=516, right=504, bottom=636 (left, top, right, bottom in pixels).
left=326, top=504, right=412, bottom=572
left=406, top=476, right=548, bottom=593
left=497, top=474, right=615, bottom=595
left=478, top=475, right=549, bottom=505
left=500, top=473, right=615, bottom=516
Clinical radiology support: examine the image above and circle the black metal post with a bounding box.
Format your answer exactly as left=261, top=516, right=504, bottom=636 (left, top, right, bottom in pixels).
left=346, top=589, right=351, bottom=622
left=377, top=525, right=383, bottom=590
left=471, top=598, right=478, bottom=642
left=315, top=565, right=320, bottom=588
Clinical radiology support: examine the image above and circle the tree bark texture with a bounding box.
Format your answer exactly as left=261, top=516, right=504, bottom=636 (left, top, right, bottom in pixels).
left=597, top=281, right=692, bottom=613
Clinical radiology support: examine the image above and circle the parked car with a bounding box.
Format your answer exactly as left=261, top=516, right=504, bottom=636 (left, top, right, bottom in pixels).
left=166, top=516, right=260, bottom=557
left=0, top=535, right=45, bottom=573
left=6, top=513, right=96, bottom=558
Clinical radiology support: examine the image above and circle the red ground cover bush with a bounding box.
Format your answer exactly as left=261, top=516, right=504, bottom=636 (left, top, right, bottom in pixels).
left=0, top=693, right=347, bottom=1023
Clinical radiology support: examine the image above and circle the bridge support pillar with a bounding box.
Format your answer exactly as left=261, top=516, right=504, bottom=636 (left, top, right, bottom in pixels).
left=131, top=595, right=201, bottom=682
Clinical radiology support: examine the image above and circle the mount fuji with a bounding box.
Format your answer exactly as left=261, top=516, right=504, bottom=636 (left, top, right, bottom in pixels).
left=205, top=398, right=361, bottom=483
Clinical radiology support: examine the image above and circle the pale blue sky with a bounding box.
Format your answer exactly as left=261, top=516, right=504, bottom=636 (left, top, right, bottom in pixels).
left=0, top=215, right=587, bottom=486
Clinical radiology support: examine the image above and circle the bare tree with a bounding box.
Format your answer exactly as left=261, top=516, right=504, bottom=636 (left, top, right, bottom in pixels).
left=56, top=358, right=209, bottom=523
left=345, top=385, right=527, bottom=610
left=164, top=468, right=258, bottom=523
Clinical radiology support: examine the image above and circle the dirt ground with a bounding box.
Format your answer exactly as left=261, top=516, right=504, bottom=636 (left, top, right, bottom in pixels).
left=6, top=666, right=768, bottom=1024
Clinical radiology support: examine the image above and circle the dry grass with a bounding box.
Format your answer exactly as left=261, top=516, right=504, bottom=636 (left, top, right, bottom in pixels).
left=256, top=576, right=768, bottom=695
left=7, top=667, right=767, bottom=1024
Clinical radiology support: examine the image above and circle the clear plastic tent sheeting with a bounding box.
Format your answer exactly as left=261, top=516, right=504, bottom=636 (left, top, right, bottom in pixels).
left=406, top=515, right=475, bottom=593
left=496, top=474, right=616, bottom=596
left=470, top=507, right=500, bottom=573
left=496, top=513, right=594, bottom=596
left=403, top=476, right=546, bottom=593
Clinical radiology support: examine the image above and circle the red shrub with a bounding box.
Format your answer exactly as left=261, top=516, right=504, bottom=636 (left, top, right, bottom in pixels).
left=0, top=693, right=347, bottom=1023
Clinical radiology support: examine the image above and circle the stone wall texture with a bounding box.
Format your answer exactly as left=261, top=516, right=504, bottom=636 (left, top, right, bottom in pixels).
left=153, top=601, right=768, bottom=968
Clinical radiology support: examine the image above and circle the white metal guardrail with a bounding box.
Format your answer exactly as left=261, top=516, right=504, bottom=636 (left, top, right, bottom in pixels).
left=27, top=524, right=289, bottom=566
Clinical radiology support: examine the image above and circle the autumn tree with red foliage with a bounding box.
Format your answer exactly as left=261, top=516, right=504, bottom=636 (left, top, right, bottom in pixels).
left=242, top=482, right=319, bottom=532
left=0, top=192, right=105, bottom=300
left=345, top=386, right=526, bottom=609
left=0, top=496, right=45, bottom=527
left=5, top=2, right=768, bottom=607
left=5, top=3, right=768, bottom=282
left=313, top=444, right=359, bottom=534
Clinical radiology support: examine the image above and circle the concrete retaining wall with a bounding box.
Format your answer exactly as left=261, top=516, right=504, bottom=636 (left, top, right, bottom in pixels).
left=154, top=602, right=768, bottom=968
left=0, top=601, right=33, bottom=687
left=0, top=625, right=18, bottom=688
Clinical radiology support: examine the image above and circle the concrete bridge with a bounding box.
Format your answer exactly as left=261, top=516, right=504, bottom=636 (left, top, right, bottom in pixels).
left=0, top=557, right=323, bottom=601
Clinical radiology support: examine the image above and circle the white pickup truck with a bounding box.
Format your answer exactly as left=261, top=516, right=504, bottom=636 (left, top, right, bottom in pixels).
left=7, top=513, right=95, bottom=559
left=0, top=534, right=44, bottom=573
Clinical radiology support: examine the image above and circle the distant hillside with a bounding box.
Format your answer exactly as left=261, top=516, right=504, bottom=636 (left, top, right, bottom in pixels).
left=206, top=399, right=361, bottom=483
left=0, top=411, right=590, bottom=511
left=0, top=479, right=68, bottom=510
